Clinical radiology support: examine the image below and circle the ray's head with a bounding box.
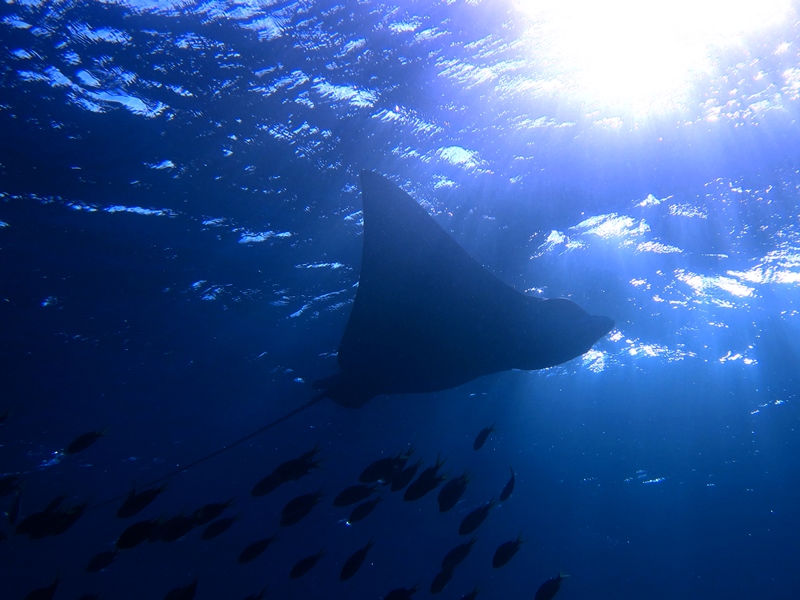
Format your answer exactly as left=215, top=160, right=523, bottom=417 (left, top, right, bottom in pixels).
left=520, top=298, right=614, bottom=369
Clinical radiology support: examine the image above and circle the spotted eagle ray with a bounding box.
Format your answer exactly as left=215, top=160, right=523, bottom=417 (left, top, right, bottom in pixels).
left=94, top=171, right=613, bottom=506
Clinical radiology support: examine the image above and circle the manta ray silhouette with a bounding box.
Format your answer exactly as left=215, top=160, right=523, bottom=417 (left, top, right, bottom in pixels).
left=315, top=170, right=614, bottom=407
left=94, top=171, right=613, bottom=506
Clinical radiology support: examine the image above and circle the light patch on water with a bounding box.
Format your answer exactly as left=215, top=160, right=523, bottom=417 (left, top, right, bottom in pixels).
left=103, top=204, right=178, bottom=217
left=3, top=15, right=32, bottom=29
left=784, top=67, right=800, bottom=100
left=11, top=48, right=36, bottom=59
left=642, top=477, right=666, bottom=485
left=573, top=214, right=650, bottom=240
left=538, top=229, right=567, bottom=253
left=669, top=203, right=708, bottom=219
left=389, top=18, right=422, bottom=34
left=68, top=24, right=131, bottom=44
left=437, top=58, right=498, bottom=88
left=146, top=160, right=176, bottom=170
left=719, top=350, right=758, bottom=365
left=581, top=349, right=606, bottom=373
left=338, top=39, right=366, bottom=56
left=636, top=241, right=683, bottom=254
left=105, top=205, right=176, bottom=217
left=730, top=266, right=800, bottom=285
left=241, top=16, right=285, bottom=41
left=258, top=70, right=309, bottom=96
left=86, top=90, right=167, bottom=117
left=415, top=28, right=447, bottom=42
left=675, top=269, right=755, bottom=299
left=313, top=80, right=378, bottom=108
left=514, top=116, right=575, bottom=130
left=373, top=108, right=442, bottom=136
left=237, top=230, right=292, bottom=244
left=637, top=193, right=668, bottom=207
left=289, top=303, right=311, bottom=319
left=623, top=469, right=665, bottom=485
left=295, top=262, right=347, bottom=270
left=200, top=285, right=227, bottom=301
left=436, top=146, right=483, bottom=170
left=728, top=247, right=800, bottom=286
left=625, top=339, right=696, bottom=362
left=75, top=70, right=101, bottom=87
left=432, top=175, right=457, bottom=190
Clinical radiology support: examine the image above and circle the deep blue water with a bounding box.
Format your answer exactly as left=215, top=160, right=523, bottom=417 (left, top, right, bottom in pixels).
left=2, top=1, right=800, bottom=599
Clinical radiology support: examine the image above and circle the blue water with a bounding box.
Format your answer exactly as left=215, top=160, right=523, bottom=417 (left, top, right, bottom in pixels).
left=2, top=1, right=800, bottom=599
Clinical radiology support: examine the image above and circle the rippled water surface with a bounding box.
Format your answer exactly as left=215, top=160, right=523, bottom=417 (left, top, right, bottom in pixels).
left=2, top=1, right=800, bottom=599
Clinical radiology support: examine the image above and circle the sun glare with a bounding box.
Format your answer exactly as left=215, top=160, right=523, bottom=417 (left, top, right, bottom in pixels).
left=514, top=0, right=794, bottom=118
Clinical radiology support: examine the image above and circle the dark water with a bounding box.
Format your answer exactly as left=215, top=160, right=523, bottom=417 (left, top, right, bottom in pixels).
left=2, top=1, right=800, bottom=599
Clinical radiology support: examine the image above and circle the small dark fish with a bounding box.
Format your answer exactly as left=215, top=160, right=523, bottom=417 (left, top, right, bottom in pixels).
left=441, top=536, right=476, bottom=572
left=117, top=484, right=167, bottom=518
left=86, top=549, right=118, bottom=573
left=458, top=499, right=496, bottom=535
left=430, top=569, right=453, bottom=594
left=252, top=444, right=321, bottom=496
left=289, top=549, right=324, bottom=578
left=0, top=529, right=8, bottom=542
left=238, top=534, right=278, bottom=563
left=15, top=510, right=53, bottom=538
left=275, top=443, right=322, bottom=481
left=347, top=495, right=382, bottom=524
left=65, top=429, right=107, bottom=454
left=499, top=467, right=515, bottom=502
left=201, top=514, right=240, bottom=540
left=191, top=497, right=234, bottom=525
left=437, top=471, right=469, bottom=512
left=404, top=456, right=446, bottom=501
left=384, top=584, right=417, bottom=600
left=359, top=457, right=395, bottom=484
left=535, top=572, right=569, bottom=600
left=21, top=500, right=89, bottom=538
left=243, top=587, right=267, bottom=600
left=251, top=472, right=283, bottom=497
left=14, top=495, right=77, bottom=539
left=164, top=578, right=197, bottom=600
left=390, top=458, right=422, bottom=492
left=51, top=500, right=89, bottom=536
left=157, top=514, right=197, bottom=542
left=44, top=494, right=67, bottom=513
left=24, top=573, right=60, bottom=600
left=492, top=532, right=523, bottom=568
left=0, top=474, right=21, bottom=497
left=280, top=489, right=322, bottom=526
left=334, top=484, right=377, bottom=507
left=340, top=539, right=374, bottom=581
left=473, top=423, right=495, bottom=450
left=9, top=487, right=22, bottom=524
left=459, top=585, right=480, bottom=600
left=117, top=517, right=161, bottom=549
left=359, top=446, right=414, bottom=484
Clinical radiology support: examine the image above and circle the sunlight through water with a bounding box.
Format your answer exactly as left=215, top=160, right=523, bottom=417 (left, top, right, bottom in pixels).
left=514, top=0, right=794, bottom=118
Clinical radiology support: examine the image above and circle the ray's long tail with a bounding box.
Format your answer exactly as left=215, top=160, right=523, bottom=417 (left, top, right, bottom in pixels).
left=89, top=392, right=328, bottom=512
